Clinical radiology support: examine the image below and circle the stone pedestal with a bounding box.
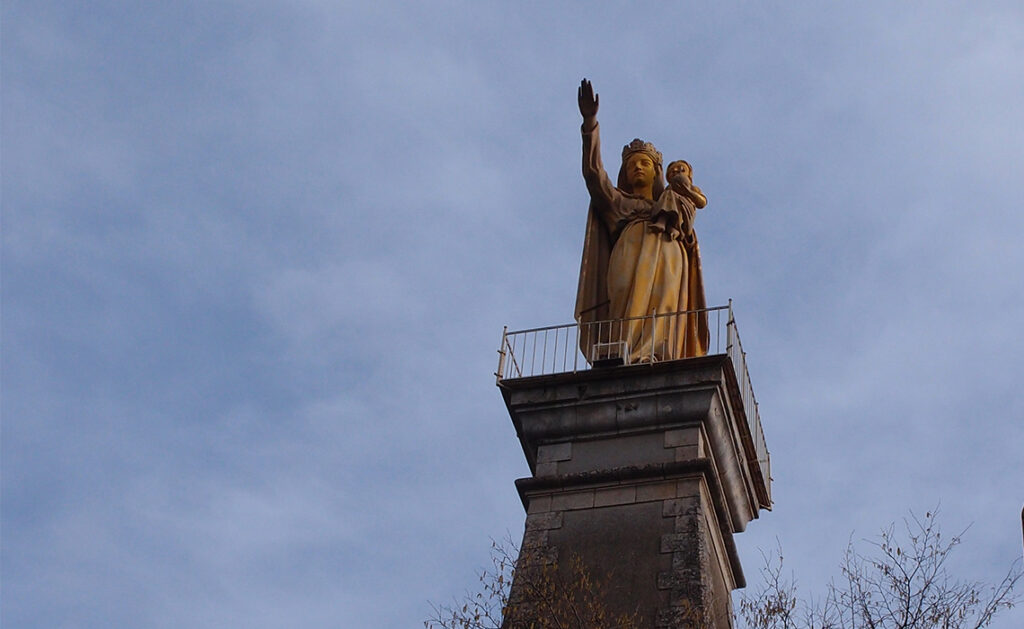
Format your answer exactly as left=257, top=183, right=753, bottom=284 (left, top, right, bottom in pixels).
left=499, top=355, right=770, bottom=628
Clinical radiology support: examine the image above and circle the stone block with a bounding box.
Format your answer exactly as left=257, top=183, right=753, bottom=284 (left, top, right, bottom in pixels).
left=655, top=604, right=705, bottom=628
left=536, top=442, right=572, bottom=463
left=593, top=485, right=636, bottom=507
left=558, top=432, right=671, bottom=474
left=660, top=533, right=690, bottom=553
left=521, top=528, right=549, bottom=548
left=674, top=445, right=700, bottom=461
left=664, top=428, right=699, bottom=448
left=515, top=545, right=558, bottom=567
left=637, top=481, right=677, bottom=503
left=534, top=461, right=558, bottom=476
left=525, top=511, right=563, bottom=531
left=550, top=490, right=594, bottom=511
left=675, top=478, right=702, bottom=498
left=526, top=495, right=552, bottom=514
left=662, top=498, right=687, bottom=517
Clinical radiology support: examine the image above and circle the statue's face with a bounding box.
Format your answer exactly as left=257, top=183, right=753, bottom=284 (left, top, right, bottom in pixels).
left=626, top=154, right=656, bottom=190
left=667, top=161, right=691, bottom=183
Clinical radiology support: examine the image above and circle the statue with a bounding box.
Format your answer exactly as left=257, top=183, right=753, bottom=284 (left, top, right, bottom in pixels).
left=574, top=79, right=709, bottom=364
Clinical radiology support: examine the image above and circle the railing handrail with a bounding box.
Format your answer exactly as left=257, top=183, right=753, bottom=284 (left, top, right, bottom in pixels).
left=502, top=304, right=731, bottom=337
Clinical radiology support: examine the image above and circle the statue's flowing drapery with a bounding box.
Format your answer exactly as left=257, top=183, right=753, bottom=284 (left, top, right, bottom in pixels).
left=574, top=123, right=708, bottom=363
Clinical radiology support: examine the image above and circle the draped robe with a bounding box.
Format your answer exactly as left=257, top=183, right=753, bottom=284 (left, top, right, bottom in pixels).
left=574, top=122, right=709, bottom=364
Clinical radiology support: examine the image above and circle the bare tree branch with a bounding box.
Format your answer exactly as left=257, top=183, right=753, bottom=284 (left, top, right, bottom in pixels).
left=740, top=510, right=1021, bottom=629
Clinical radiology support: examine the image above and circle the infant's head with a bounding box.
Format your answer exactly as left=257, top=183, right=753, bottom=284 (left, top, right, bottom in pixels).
left=666, top=160, right=693, bottom=189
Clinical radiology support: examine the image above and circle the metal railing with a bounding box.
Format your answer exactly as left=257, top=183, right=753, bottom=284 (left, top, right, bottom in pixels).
left=723, top=308, right=770, bottom=503
left=495, top=306, right=732, bottom=380
left=496, top=302, right=770, bottom=506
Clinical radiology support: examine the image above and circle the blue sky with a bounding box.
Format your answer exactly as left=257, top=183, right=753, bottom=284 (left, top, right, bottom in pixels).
left=3, top=2, right=1023, bottom=627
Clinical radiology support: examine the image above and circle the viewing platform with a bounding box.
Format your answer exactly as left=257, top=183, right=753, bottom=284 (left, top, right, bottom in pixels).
left=496, top=303, right=771, bottom=510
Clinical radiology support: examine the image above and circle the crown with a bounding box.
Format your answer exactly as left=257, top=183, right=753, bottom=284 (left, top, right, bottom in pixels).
left=621, top=138, right=662, bottom=167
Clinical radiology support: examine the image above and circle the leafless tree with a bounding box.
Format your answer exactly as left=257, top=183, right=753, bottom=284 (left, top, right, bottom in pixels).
left=425, top=540, right=513, bottom=629
left=739, top=510, right=1022, bottom=629
left=425, top=539, right=640, bottom=629
left=430, top=511, right=1018, bottom=629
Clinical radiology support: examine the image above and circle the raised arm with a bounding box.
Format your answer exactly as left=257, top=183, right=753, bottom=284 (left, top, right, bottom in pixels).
left=579, top=79, right=618, bottom=212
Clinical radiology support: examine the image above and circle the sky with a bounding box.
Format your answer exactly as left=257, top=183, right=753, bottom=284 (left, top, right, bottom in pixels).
left=3, top=1, right=1023, bottom=627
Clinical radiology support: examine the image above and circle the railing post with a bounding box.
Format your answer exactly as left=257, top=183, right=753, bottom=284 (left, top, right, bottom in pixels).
left=650, top=309, right=657, bottom=365
left=574, top=321, right=580, bottom=372
left=495, top=325, right=508, bottom=383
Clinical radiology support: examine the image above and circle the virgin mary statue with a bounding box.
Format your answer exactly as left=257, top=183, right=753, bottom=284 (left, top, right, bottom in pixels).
left=574, top=79, right=709, bottom=364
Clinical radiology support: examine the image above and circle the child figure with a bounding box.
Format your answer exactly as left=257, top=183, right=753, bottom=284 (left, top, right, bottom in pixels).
left=666, top=160, right=707, bottom=208
left=649, top=159, right=707, bottom=242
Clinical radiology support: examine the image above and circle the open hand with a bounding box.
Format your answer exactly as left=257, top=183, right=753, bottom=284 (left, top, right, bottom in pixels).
left=578, top=79, right=599, bottom=121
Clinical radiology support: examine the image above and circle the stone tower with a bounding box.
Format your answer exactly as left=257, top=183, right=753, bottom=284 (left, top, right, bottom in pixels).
left=496, top=313, right=770, bottom=627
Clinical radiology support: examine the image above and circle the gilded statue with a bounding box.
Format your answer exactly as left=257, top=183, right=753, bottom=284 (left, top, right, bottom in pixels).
left=574, top=79, right=709, bottom=364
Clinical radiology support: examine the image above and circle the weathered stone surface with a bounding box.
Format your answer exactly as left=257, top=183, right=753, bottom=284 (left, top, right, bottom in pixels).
left=501, top=359, right=768, bottom=628
left=525, top=511, right=563, bottom=531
